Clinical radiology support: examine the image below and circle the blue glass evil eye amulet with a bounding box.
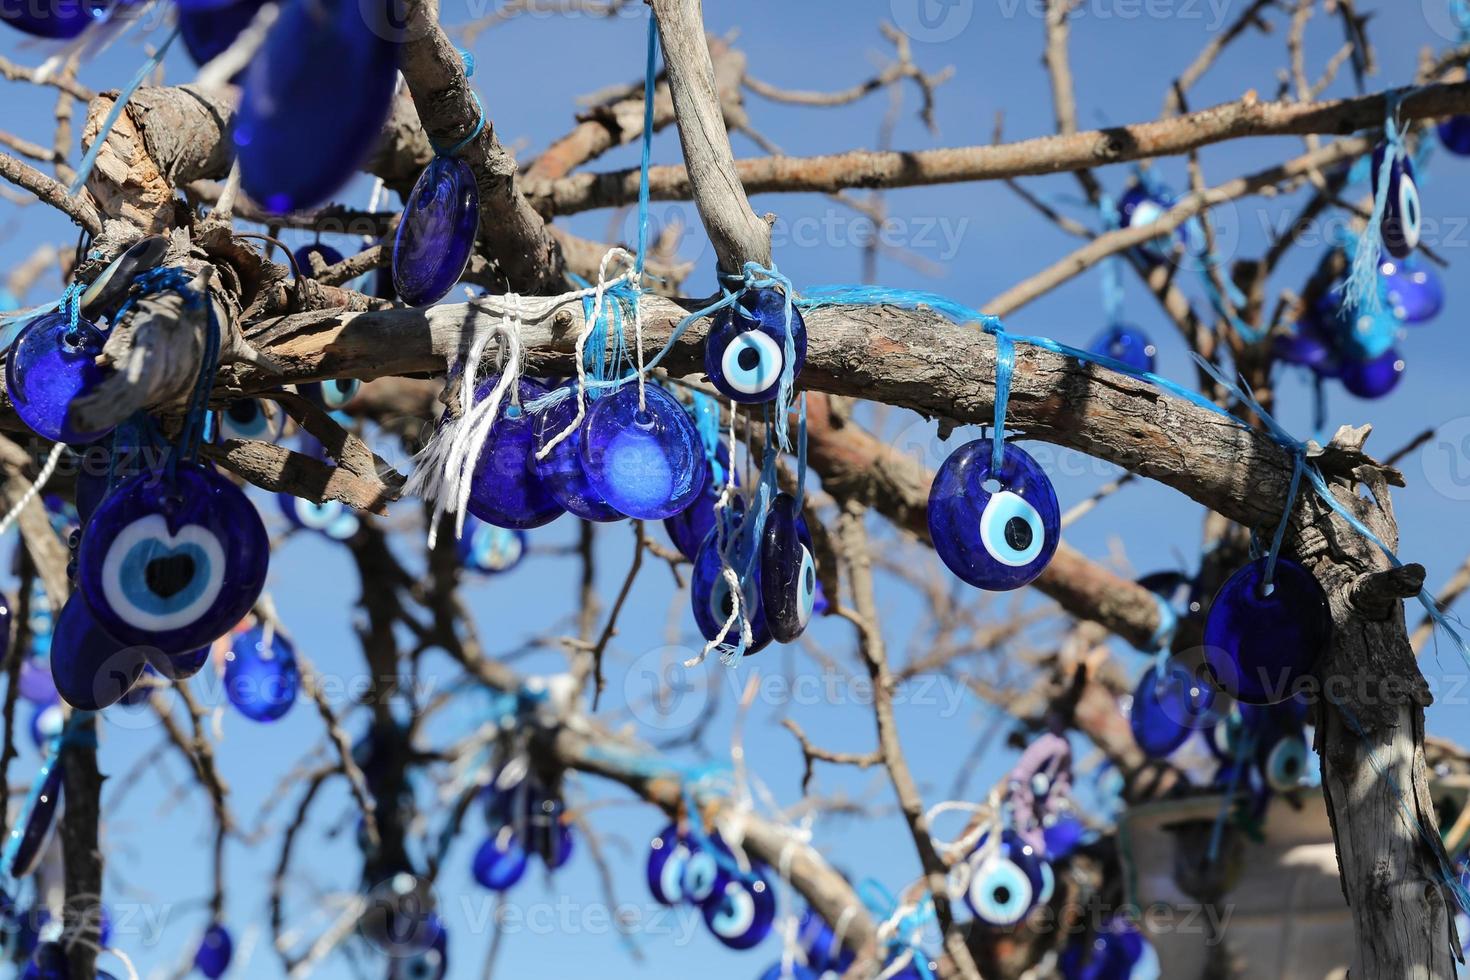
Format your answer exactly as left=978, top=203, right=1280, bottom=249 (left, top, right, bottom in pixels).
left=1202, top=557, right=1329, bottom=705
left=193, top=921, right=234, bottom=979
left=759, top=492, right=817, bottom=644
left=963, top=830, right=1047, bottom=928
left=692, top=528, right=771, bottom=654
left=704, top=287, right=807, bottom=404
left=928, top=439, right=1060, bottom=591
left=1129, top=662, right=1216, bottom=759
left=466, top=377, right=565, bottom=530
left=1089, top=324, right=1156, bottom=373
left=646, top=823, right=694, bottom=905
left=582, top=384, right=703, bottom=520
left=49, top=595, right=146, bottom=711
left=394, top=156, right=480, bottom=307
left=7, top=311, right=115, bottom=445
left=77, top=464, right=269, bottom=654
left=702, top=863, right=776, bottom=950
left=531, top=386, right=622, bottom=522
left=278, top=493, right=361, bottom=540
left=457, top=518, right=527, bottom=575
left=1371, top=144, right=1421, bottom=260
left=234, top=0, right=399, bottom=213
left=217, top=398, right=280, bottom=443
left=226, top=625, right=300, bottom=722
left=472, top=830, right=528, bottom=892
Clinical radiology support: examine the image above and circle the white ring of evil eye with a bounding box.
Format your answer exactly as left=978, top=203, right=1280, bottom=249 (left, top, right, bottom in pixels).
left=720, top=330, right=783, bottom=396
left=1266, top=736, right=1308, bottom=791
left=682, top=850, right=719, bottom=903
left=1037, top=861, right=1055, bottom=905
left=657, top=842, right=690, bottom=903
left=967, top=852, right=1034, bottom=926
left=796, top=545, right=816, bottom=629
left=1398, top=172, right=1422, bottom=252
left=100, top=515, right=226, bottom=632
left=293, top=499, right=345, bottom=531
left=709, top=881, right=757, bottom=938
left=978, top=491, right=1046, bottom=568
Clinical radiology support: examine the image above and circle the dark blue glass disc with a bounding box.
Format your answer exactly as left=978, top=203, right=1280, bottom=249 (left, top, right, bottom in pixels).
left=194, top=921, right=233, bottom=979
left=582, top=384, right=703, bottom=520
left=466, top=377, right=565, bottom=530
left=179, top=0, right=269, bottom=67
left=146, top=644, right=211, bottom=681
left=663, top=445, right=734, bottom=560
left=8, top=756, right=61, bottom=877
left=704, top=288, right=807, bottom=404
left=1089, top=323, right=1156, bottom=373
left=928, top=439, right=1060, bottom=591
left=77, top=464, right=268, bottom=653
left=759, top=492, right=816, bottom=644
left=49, top=595, right=146, bottom=710
left=233, top=0, right=399, bottom=213
left=646, top=823, right=693, bottom=906
left=393, top=156, right=480, bottom=307
left=1202, top=557, right=1329, bottom=705
left=472, top=831, right=528, bottom=892
left=531, top=387, right=622, bottom=522
left=225, top=625, right=299, bottom=722
left=293, top=242, right=345, bottom=277
left=691, top=526, right=770, bottom=654
left=1129, top=662, right=1216, bottom=758
left=6, top=312, right=115, bottom=444
left=1379, top=257, right=1442, bottom=325
left=0, top=0, right=108, bottom=38
left=1340, top=349, right=1404, bottom=399
left=1440, top=116, right=1470, bottom=156
left=702, top=863, right=775, bottom=950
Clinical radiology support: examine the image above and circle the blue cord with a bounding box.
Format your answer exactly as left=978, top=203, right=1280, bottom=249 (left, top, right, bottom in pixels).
left=67, top=28, right=180, bottom=197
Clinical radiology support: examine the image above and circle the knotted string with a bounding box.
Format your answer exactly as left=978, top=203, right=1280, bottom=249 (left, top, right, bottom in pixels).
left=431, top=50, right=486, bottom=158
left=1343, top=93, right=1410, bottom=314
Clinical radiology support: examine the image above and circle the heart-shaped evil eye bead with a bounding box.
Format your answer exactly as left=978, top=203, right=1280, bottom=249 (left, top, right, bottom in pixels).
left=77, top=464, right=269, bottom=654
left=6, top=311, right=116, bottom=445
left=692, top=527, right=772, bottom=655
left=702, top=867, right=776, bottom=950
left=963, top=832, right=1045, bottom=927
left=759, top=492, right=817, bottom=644
left=225, top=625, right=299, bottom=722
left=193, top=921, right=234, bottom=980
left=276, top=493, right=361, bottom=541
left=217, top=399, right=279, bottom=443
left=1202, top=557, right=1329, bottom=705
left=531, top=385, right=623, bottom=522
left=456, top=518, right=527, bottom=575
left=581, top=384, right=704, bottom=520
left=49, top=595, right=148, bottom=711
left=1262, top=733, right=1309, bottom=792
left=1371, top=144, right=1421, bottom=259
left=1088, top=323, right=1156, bottom=374
left=472, top=830, right=528, bottom=892
left=466, top=377, right=566, bottom=530
left=704, top=287, right=808, bottom=404
left=646, top=823, right=694, bottom=906
left=928, top=440, right=1060, bottom=592
left=300, top=378, right=362, bottom=412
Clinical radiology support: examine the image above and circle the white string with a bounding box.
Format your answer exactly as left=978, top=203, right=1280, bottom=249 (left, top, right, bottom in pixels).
left=0, top=443, right=66, bottom=538
left=684, top=405, right=751, bottom=667
left=103, top=947, right=141, bottom=980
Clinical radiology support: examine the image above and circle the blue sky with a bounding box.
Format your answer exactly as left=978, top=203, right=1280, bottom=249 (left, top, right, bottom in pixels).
left=0, top=1, right=1466, bottom=978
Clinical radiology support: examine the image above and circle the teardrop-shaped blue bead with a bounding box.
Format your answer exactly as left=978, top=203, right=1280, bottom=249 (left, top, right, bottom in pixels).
left=225, top=625, right=300, bottom=722
left=8, top=758, right=62, bottom=877
left=393, top=156, right=480, bottom=307
left=234, top=0, right=399, bottom=213
left=471, top=831, right=528, bottom=891
left=6, top=312, right=115, bottom=444
left=49, top=595, right=145, bottom=711
left=530, top=387, right=622, bottom=522
left=194, top=921, right=233, bottom=979
left=581, top=384, right=703, bottom=520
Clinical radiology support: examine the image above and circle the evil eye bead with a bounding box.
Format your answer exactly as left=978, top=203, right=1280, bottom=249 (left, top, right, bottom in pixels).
left=6, top=311, right=115, bottom=444
left=702, top=866, right=776, bottom=950
left=928, top=439, right=1060, bottom=591
left=1118, top=184, right=1177, bottom=260
left=456, top=518, right=527, bottom=575
left=1262, top=733, right=1309, bottom=792
left=218, top=398, right=280, bottom=443
left=466, top=377, right=565, bottom=530
left=234, top=0, right=399, bottom=214
left=77, top=464, right=268, bottom=653
left=692, top=527, right=771, bottom=655
left=1129, top=662, right=1217, bottom=759
left=0, top=0, right=109, bottom=38
left=582, top=383, right=704, bottom=520
left=472, top=830, right=528, bottom=892
left=679, top=835, right=728, bottom=905
left=1340, top=349, right=1404, bottom=400
left=293, top=242, right=345, bottom=277
left=193, top=921, right=234, bottom=980
left=300, top=378, right=361, bottom=412
left=1371, top=144, right=1421, bottom=259
left=7, top=757, right=61, bottom=877
left=393, top=156, right=481, bottom=307
left=79, top=235, right=169, bottom=323
left=963, top=832, right=1044, bottom=928
left=225, top=626, right=300, bottom=722
left=1089, top=323, right=1156, bottom=373
left=49, top=595, right=147, bottom=710
left=704, top=288, right=807, bottom=404
left=646, top=823, right=693, bottom=906
left=277, top=493, right=361, bottom=540
left=1202, top=557, right=1329, bottom=705
left=531, top=386, right=623, bottom=522
left=1379, top=257, right=1443, bottom=325
left=759, top=492, right=817, bottom=644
